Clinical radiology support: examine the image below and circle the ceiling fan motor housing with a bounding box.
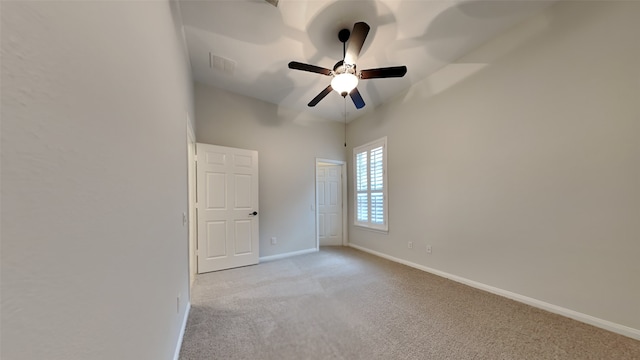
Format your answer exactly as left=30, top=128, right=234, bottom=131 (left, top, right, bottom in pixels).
left=333, top=60, right=357, bottom=76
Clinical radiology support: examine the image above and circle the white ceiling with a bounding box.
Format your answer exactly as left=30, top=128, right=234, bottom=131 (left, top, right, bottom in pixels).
left=179, top=0, right=554, bottom=122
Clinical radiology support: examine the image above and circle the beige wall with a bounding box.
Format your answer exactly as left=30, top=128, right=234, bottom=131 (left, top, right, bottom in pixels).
left=1, top=2, right=194, bottom=359
left=195, top=83, right=346, bottom=257
left=347, top=1, right=640, bottom=334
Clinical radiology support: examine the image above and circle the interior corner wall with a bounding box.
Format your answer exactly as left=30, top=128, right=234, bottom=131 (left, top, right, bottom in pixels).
left=1, top=2, right=194, bottom=359
left=194, top=83, right=346, bottom=257
left=346, top=1, right=640, bottom=333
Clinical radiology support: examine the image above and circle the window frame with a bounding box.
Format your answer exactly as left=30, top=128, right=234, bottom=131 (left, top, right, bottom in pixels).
left=353, top=136, right=388, bottom=232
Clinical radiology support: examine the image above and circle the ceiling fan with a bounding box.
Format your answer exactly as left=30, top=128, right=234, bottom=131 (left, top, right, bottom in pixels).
left=288, top=22, right=407, bottom=109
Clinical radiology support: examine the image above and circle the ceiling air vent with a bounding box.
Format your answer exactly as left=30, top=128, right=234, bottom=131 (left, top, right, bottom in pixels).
left=209, top=53, right=236, bottom=75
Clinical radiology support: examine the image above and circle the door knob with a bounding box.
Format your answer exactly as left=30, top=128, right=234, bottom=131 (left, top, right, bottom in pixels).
left=250, top=211, right=258, bottom=216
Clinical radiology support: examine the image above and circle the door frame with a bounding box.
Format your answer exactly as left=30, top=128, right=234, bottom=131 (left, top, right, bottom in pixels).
left=186, top=118, right=196, bottom=290
left=315, top=158, right=347, bottom=249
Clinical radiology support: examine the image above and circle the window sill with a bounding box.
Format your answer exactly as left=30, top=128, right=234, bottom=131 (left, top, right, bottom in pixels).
left=354, top=224, right=388, bottom=234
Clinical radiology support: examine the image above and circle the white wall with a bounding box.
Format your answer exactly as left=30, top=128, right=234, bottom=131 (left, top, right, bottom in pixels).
left=347, top=1, right=640, bottom=334
left=1, top=2, right=194, bottom=359
left=195, top=83, right=346, bottom=257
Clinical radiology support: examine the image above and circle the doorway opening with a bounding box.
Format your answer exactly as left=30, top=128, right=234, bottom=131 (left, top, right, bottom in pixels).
left=315, top=158, right=347, bottom=249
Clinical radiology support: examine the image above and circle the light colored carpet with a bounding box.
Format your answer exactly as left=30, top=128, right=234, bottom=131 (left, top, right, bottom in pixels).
left=179, top=247, right=640, bottom=360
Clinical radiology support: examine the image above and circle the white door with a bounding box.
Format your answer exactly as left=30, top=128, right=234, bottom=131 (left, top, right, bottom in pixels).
left=317, top=164, right=343, bottom=246
left=196, top=143, right=259, bottom=273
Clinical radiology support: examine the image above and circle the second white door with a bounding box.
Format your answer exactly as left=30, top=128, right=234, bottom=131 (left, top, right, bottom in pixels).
left=317, top=164, right=343, bottom=246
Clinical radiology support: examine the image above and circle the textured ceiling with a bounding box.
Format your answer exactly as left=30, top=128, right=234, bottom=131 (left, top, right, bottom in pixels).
left=179, top=0, right=554, bottom=122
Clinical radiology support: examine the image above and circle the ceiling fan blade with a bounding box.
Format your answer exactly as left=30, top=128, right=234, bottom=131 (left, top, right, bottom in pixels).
left=349, top=87, right=365, bottom=109
left=360, top=66, right=407, bottom=79
left=344, top=22, right=370, bottom=65
left=308, top=85, right=333, bottom=107
left=288, top=61, right=332, bottom=76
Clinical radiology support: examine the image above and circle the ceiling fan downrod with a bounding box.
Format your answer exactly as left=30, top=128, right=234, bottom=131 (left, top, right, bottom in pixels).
left=338, top=28, right=350, bottom=61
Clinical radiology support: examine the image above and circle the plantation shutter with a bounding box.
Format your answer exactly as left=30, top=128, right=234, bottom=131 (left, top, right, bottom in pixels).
left=370, top=146, right=384, bottom=224
left=356, top=151, right=369, bottom=222
left=353, top=137, right=387, bottom=231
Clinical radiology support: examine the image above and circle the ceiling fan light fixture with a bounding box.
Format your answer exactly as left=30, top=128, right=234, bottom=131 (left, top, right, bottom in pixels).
left=331, top=73, right=358, bottom=97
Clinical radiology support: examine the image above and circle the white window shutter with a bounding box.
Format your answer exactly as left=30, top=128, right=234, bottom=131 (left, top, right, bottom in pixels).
left=353, top=137, right=387, bottom=231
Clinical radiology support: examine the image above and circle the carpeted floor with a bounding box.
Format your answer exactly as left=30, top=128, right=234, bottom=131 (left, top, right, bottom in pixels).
left=179, top=247, right=640, bottom=360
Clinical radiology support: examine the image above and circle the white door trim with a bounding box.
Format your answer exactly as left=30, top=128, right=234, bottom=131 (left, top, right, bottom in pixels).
left=315, top=158, right=347, bottom=249
left=186, top=117, right=196, bottom=291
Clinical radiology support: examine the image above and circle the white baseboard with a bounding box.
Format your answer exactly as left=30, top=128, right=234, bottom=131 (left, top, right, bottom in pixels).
left=259, top=247, right=318, bottom=262
left=348, top=243, right=640, bottom=341
left=173, top=301, right=191, bottom=360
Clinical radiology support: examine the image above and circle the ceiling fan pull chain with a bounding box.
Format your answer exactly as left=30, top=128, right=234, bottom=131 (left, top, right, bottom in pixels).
left=344, top=98, right=347, bottom=147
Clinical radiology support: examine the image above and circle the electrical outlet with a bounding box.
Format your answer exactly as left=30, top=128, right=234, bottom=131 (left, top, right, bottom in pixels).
left=426, top=245, right=432, bottom=254
left=177, top=293, right=181, bottom=313
left=408, top=241, right=413, bottom=249
left=271, top=237, right=277, bottom=245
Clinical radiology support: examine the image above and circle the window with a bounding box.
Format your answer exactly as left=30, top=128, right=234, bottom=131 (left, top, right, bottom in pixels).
left=354, top=137, right=387, bottom=231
